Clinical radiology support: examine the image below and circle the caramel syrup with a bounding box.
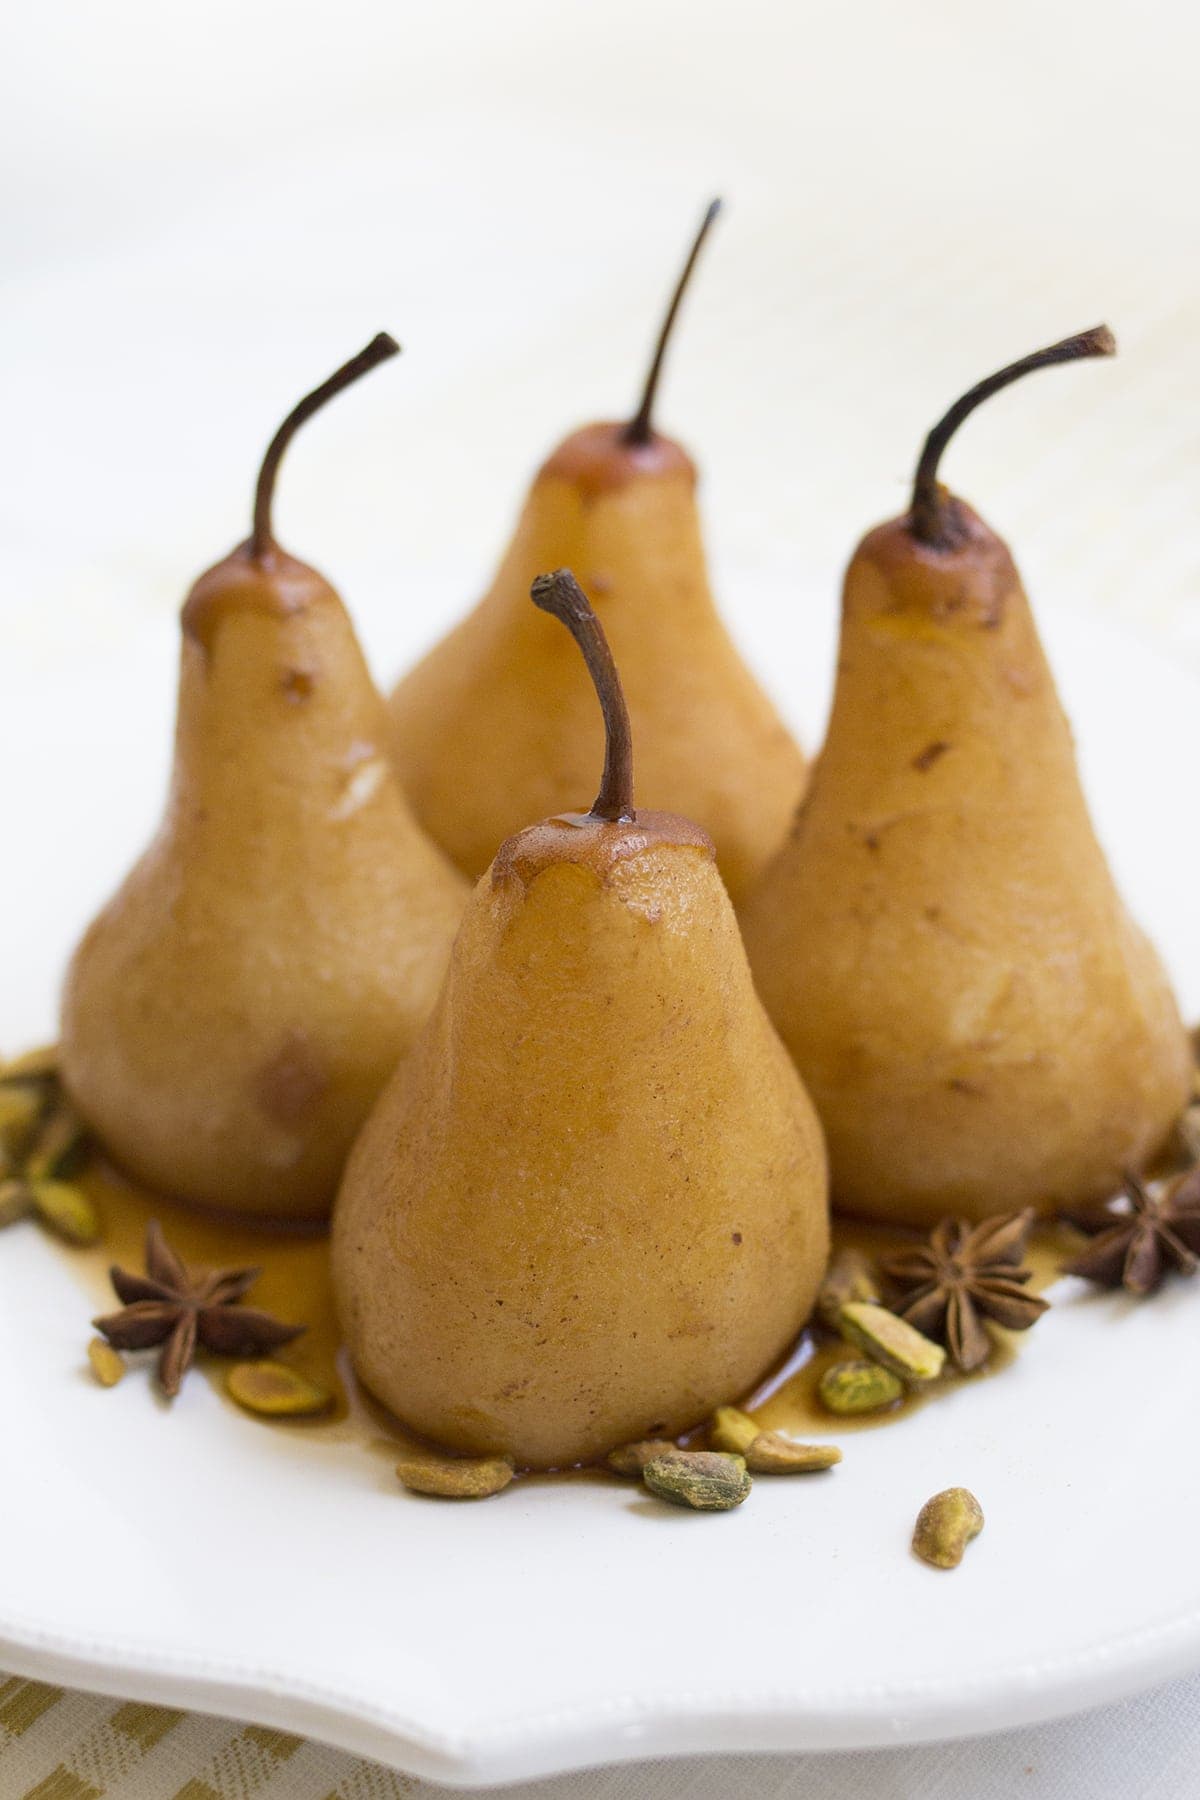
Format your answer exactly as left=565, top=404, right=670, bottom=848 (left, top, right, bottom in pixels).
left=74, top=1160, right=349, bottom=1416
left=63, top=1164, right=1081, bottom=1465
left=744, top=1216, right=1081, bottom=1438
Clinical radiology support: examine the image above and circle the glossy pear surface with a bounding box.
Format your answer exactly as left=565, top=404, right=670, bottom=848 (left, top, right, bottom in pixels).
left=742, top=504, right=1191, bottom=1226
left=61, top=547, right=467, bottom=1221
left=388, top=424, right=805, bottom=903
left=333, top=815, right=828, bottom=1469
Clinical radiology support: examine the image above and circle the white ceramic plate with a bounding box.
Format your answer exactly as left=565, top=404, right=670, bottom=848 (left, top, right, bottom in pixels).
left=2, top=580, right=1198, bottom=1788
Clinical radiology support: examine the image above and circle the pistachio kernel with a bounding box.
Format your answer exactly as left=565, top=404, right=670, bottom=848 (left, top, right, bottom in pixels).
left=87, top=1337, right=126, bottom=1388
left=708, top=1405, right=760, bottom=1455
left=818, top=1358, right=904, bottom=1415
left=816, top=1247, right=881, bottom=1330
left=641, top=1450, right=751, bottom=1512
left=0, top=1084, right=44, bottom=1161
left=744, top=1432, right=842, bottom=1474
left=606, top=1437, right=677, bottom=1477
left=0, top=1045, right=58, bottom=1085
left=0, top=1180, right=34, bottom=1228
left=30, top=1180, right=101, bottom=1246
left=912, top=1486, right=985, bottom=1569
left=838, top=1301, right=946, bottom=1383
left=26, top=1105, right=89, bottom=1181
left=227, top=1360, right=335, bottom=1419
left=395, top=1451, right=515, bottom=1499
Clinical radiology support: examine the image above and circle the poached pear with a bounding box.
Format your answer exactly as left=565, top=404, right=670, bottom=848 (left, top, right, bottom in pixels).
left=741, top=327, right=1191, bottom=1226
left=387, top=201, right=806, bottom=903
left=334, top=568, right=828, bottom=1469
left=61, top=337, right=468, bottom=1221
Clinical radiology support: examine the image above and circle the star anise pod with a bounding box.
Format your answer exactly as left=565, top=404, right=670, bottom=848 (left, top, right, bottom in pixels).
left=1062, top=1170, right=1200, bottom=1296
left=880, top=1209, right=1049, bottom=1371
left=93, top=1221, right=303, bottom=1398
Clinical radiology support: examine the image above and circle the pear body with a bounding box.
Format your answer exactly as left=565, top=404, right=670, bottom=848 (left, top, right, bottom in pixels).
left=388, top=424, right=805, bottom=903
left=741, top=505, right=1191, bottom=1226
left=61, top=549, right=468, bottom=1221
left=332, top=815, right=828, bottom=1469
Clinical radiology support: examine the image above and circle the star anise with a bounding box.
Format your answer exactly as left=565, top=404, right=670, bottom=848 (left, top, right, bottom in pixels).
left=93, top=1221, right=303, bottom=1398
left=880, top=1209, right=1049, bottom=1371
left=1062, top=1169, right=1200, bottom=1296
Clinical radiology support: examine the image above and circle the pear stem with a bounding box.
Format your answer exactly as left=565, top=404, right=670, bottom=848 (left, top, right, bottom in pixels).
left=622, top=198, right=723, bottom=447
left=250, top=333, right=401, bottom=560
left=530, top=569, right=635, bottom=823
left=909, top=325, right=1116, bottom=549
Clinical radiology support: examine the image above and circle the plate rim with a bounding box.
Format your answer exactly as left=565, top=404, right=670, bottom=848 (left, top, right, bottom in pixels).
left=3, top=1582, right=1199, bottom=1786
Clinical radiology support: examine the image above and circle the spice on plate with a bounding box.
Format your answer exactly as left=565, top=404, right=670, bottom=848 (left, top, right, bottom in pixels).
left=881, top=1210, right=1048, bottom=1370
left=1062, top=1170, right=1200, bottom=1296
left=93, top=1221, right=303, bottom=1399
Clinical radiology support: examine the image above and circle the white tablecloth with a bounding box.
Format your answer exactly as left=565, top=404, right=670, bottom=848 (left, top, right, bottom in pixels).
left=2, top=2, right=1198, bottom=1793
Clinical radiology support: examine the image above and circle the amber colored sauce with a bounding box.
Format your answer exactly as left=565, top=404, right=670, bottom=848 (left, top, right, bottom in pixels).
left=74, top=1161, right=349, bottom=1422
left=69, top=1163, right=492, bottom=1476
left=742, top=1215, right=1083, bottom=1439
left=62, top=1164, right=1086, bottom=1470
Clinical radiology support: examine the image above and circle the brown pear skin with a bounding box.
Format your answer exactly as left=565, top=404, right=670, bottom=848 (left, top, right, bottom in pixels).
left=387, top=203, right=805, bottom=904
left=61, top=339, right=467, bottom=1221
left=742, top=329, right=1190, bottom=1227
left=334, top=570, right=828, bottom=1469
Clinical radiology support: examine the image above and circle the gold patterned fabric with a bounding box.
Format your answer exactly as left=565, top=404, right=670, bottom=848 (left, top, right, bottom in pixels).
left=0, top=1678, right=414, bottom=1800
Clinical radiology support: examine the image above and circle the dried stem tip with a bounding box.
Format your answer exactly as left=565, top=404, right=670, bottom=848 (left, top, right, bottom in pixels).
left=251, top=332, right=401, bottom=559
left=530, top=569, right=635, bottom=823
left=623, top=198, right=723, bottom=447
left=909, top=324, right=1116, bottom=549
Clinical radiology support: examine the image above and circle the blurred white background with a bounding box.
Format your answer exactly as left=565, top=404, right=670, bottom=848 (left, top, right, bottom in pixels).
left=1, top=0, right=1198, bottom=670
